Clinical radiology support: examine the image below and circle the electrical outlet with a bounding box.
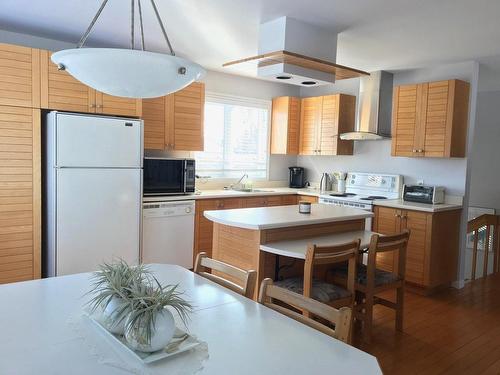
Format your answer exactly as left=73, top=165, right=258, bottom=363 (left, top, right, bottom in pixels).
left=417, top=179, right=424, bottom=186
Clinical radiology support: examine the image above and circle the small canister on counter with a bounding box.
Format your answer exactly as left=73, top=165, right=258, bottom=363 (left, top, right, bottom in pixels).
left=298, top=201, right=311, bottom=214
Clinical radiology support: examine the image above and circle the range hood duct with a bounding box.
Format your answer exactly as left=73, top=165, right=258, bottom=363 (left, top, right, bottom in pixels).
left=340, top=71, right=394, bottom=140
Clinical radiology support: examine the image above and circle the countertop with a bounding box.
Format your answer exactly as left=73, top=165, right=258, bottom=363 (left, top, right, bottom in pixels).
left=143, top=187, right=463, bottom=213
left=142, top=187, right=321, bottom=202
left=260, top=230, right=378, bottom=259
left=204, top=203, right=373, bottom=230
left=372, top=199, right=463, bottom=213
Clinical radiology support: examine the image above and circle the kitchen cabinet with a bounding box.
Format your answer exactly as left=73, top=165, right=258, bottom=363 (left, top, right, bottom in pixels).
left=392, top=79, right=469, bottom=158
left=0, top=106, right=41, bottom=284
left=0, top=44, right=40, bottom=108
left=193, top=194, right=297, bottom=262
left=40, top=50, right=142, bottom=117
left=372, top=205, right=461, bottom=292
left=270, top=96, right=301, bottom=155
left=299, top=94, right=355, bottom=156
left=297, top=194, right=318, bottom=204
left=143, top=82, right=205, bottom=151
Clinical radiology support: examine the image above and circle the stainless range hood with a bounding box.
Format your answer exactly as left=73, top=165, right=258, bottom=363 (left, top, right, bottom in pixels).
left=340, top=71, right=394, bottom=140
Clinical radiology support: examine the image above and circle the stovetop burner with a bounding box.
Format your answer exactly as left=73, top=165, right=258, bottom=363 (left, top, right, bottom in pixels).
left=360, top=195, right=388, bottom=201
left=329, top=193, right=356, bottom=197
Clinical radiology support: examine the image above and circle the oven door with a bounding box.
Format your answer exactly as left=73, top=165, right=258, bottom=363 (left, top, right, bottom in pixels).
left=143, top=159, right=185, bottom=196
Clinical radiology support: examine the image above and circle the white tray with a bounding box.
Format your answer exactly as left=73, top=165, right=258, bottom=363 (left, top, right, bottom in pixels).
left=85, top=314, right=201, bottom=364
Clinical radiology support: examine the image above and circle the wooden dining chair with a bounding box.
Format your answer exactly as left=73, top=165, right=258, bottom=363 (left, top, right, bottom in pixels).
left=332, top=231, right=410, bottom=343
left=194, top=252, right=257, bottom=298
left=274, top=240, right=360, bottom=311
left=258, top=278, right=352, bottom=343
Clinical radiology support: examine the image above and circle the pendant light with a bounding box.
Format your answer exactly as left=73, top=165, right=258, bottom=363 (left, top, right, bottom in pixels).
left=51, top=0, right=206, bottom=99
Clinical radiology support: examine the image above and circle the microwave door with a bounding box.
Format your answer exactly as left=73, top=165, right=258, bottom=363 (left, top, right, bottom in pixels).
left=143, top=159, right=184, bottom=195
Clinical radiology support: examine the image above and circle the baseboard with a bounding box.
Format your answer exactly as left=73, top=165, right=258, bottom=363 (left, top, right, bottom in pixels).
left=452, top=279, right=465, bottom=289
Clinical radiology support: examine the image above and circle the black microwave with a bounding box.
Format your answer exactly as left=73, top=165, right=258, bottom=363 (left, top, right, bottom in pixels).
left=143, top=158, right=195, bottom=196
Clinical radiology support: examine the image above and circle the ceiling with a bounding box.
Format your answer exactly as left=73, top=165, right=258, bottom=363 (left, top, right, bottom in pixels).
left=1, top=0, right=500, bottom=76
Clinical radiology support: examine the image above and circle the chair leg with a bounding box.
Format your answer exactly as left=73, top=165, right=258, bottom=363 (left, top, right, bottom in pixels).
left=396, top=285, right=404, bottom=331
left=363, top=293, right=374, bottom=343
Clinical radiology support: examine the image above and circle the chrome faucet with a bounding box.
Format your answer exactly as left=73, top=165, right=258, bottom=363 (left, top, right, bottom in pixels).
left=228, top=173, right=248, bottom=190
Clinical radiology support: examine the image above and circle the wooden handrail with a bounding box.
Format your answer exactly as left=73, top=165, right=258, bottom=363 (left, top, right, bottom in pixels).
left=467, top=214, right=500, bottom=280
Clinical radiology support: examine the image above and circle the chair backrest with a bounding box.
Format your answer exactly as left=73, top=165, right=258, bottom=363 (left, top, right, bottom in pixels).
left=258, top=278, right=352, bottom=343
left=304, top=240, right=360, bottom=300
left=467, top=214, right=500, bottom=280
left=367, top=230, right=410, bottom=286
left=194, top=252, right=257, bottom=298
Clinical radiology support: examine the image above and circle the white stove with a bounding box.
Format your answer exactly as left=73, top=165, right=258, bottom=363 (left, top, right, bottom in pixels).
left=319, top=172, right=403, bottom=228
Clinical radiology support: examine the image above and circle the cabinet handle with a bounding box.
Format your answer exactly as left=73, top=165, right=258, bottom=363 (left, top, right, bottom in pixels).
left=97, top=104, right=103, bottom=109
left=412, top=149, right=417, bottom=153
left=394, top=214, right=401, bottom=218
left=418, top=149, right=424, bottom=153
left=90, top=104, right=96, bottom=108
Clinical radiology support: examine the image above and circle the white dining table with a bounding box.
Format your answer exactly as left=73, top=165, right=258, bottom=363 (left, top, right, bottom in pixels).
left=0, top=264, right=382, bottom=375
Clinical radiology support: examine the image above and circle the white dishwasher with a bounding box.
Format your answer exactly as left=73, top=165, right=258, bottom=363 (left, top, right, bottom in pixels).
left=142, top=200, right=195, bottom=269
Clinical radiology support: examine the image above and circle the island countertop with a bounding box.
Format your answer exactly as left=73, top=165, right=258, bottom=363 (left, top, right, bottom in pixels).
left=204, top=204, right=373, bottom=230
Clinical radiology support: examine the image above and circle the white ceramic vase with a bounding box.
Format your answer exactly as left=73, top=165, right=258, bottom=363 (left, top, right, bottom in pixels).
left=102, top=296, right=128, bottom=335
left=125, top=308, right=175, bottom=353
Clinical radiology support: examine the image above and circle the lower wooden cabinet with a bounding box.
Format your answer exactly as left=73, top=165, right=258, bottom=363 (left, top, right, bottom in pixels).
left=0, top=106, right=41, bottom=284
left=193, top=194, right=297, bottom=262
left=372, top=205, right=461, bottom=291
left=297, top=195, right=318, bottom=204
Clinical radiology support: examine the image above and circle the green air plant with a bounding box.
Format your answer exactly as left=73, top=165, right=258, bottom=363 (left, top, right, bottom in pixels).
left=125, top=276, right=193, bottom=346
left=86, top=260, right=150, bottom=326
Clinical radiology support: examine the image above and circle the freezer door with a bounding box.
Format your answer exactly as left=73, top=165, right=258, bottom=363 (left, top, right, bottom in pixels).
left=55, top=168, right=141, bottom=276
left=55, top=113, right=142, bottom=168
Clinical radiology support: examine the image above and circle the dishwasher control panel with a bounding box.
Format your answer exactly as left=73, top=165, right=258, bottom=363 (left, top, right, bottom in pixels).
left=143, top=200, right=195, bottom=218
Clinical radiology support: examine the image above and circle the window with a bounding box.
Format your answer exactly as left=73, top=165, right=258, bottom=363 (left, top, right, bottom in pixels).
left=194, top=93, right=270, bottom=179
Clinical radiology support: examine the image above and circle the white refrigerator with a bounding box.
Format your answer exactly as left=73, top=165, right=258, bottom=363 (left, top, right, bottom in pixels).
left=45, top=112, right=143, bottom=277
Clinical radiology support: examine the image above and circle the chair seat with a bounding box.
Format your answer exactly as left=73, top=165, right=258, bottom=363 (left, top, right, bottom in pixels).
left=274, top=277, right=351, bottom=303
left=332, top=263, right=400, bottom=287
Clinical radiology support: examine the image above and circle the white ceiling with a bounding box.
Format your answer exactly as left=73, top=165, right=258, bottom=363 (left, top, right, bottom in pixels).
left=1, top=0, right=500, bottom=76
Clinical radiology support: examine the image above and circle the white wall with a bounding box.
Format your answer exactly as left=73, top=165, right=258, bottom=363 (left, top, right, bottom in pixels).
left=468, top=90, right=500, bottom=211
left=296, top=61, right=477, bottom=197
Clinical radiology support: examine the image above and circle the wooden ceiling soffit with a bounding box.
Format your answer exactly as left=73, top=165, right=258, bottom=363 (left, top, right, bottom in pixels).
left=223, top=50, right=370, bottom=80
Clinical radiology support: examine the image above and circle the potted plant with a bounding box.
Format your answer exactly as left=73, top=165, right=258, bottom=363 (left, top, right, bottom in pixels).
left=87, top=260, right=149, bottom=335
left=124, top=277, right=192, bottom=353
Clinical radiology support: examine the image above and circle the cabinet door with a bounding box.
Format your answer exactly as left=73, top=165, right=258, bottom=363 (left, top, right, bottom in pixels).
left=243, top=197, right=269, bottom=208
left=372, top=206, right=401, bottom=272
left=96, top=92, right=142, bottom=117
left=287, top=97, right=301, bottom=154
left=299, top=97, right=321, bottom=155
left=270, top=97, right=301, bottom=155
left=266, top=196, right=283, bottom=207
left=194, top=199, right=218, bottom=259
left=391, top=84, right=420, bottom=157
left=281, top=195, right=298, bottom=205
left=40, top=50, right=95, bottom=113
left=0, top=106, right=40, bottom=284
left=401, top=210, right=429, bottom=285
left=0, top=44, right=40, bottom=108
left=142, top=96, right=166, bottom=150
left=297, top=195, right=318, bottom=204
left=318, top=95, right=338, bottom=155
left=421, top=81, right=450, bottom=158
left=171, top=82, right=204, bottom=151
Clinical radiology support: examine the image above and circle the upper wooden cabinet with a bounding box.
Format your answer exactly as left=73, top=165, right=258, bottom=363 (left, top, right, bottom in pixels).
left=0, top=105, right=41, bottom=284
left=143, top=82, right=205, bottom=151
left=270, top=96, right=301, bottom=155
left=40, top=50, right=141, bottom=117
left=392, top=79, right=469, bottom=158
left=299, top=94, right=355, bottom=156
left=0, top=44, right=40, bottom=108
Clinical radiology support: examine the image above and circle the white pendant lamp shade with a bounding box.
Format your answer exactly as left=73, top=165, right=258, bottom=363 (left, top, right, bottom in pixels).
left=51, top=48, right=206, bottom=98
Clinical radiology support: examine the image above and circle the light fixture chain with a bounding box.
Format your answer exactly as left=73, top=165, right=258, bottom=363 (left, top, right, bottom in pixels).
left=77, top=0, right=110, bottom=48
left=131, top=0, right=135, bottom=49
left=137, top=0, right=146, bottom=50
left=150, top=0, right=175, bottom=56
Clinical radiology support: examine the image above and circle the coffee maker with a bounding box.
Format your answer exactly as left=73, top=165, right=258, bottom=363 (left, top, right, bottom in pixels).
left=289, top=167, right=305, bottom=188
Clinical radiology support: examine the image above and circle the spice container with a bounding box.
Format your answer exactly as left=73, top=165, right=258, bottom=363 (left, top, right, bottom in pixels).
left=298, top=201, right=311, bottom=214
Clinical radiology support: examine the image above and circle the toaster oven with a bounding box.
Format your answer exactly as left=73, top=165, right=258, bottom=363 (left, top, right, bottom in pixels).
left=403, top=185, right=445, bottom=204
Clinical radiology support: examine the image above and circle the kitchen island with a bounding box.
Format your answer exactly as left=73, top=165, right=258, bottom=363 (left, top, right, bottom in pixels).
left=204, top=204, right=373, bottom=298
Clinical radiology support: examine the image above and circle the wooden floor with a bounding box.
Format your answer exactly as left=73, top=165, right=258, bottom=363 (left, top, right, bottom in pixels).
left=354, top=273, right=500, bottom=374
